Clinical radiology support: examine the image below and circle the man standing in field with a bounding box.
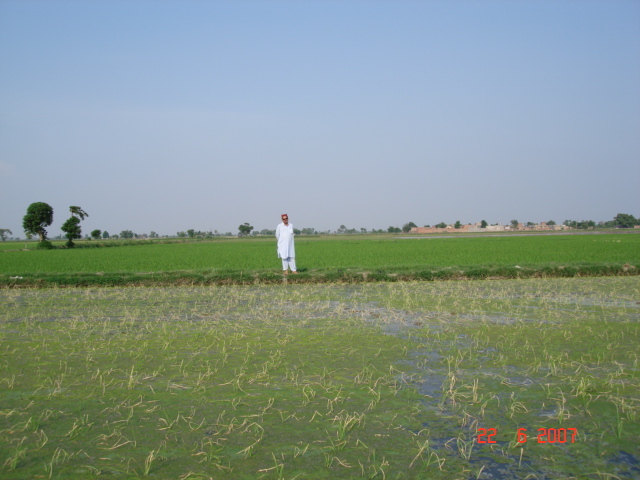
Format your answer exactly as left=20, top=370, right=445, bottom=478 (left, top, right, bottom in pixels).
left=276, top=213, right=297, bottom=275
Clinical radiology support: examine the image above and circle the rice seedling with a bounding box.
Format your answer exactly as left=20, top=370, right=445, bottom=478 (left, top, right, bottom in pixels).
left=0, top=277, right=638, bottom=478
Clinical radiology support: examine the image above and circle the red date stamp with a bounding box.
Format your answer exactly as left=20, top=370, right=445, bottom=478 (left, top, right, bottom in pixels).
left=477, top=427, right=578, bottom=443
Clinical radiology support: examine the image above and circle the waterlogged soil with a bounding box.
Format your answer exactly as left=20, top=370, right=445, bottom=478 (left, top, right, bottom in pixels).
left=0, top=277, right=638, bottom=479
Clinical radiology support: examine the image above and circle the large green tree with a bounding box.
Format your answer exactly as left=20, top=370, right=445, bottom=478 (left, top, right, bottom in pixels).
left=614, top=213, right=637, bottom=228
left=238, top=223, right=254, bottom=237
left=23, top=202, right=54, bottom=242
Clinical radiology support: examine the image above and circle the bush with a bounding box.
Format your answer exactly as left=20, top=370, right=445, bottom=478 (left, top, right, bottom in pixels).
left=464, top=267, right=490, bottom=279
left=367, top=271, right=389, bottom=282
left=36, top=240, right=55, bottom=250
left=416, top=271, right=434, bottom=281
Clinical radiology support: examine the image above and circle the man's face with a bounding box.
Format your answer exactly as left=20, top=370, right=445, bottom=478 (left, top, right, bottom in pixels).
left=282, top=215, right=289, bottom=224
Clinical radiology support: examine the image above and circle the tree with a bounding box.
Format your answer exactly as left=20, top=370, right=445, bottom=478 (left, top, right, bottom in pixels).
left=187, top=229, right=196, bottom=238
left=577, top=220, right=595, bottom=229
left=238, top=223, right=254, bottom=236
left=454, top=220, right=462, bottom=229
left=69, top=206, right=89, bottom=220
left=547, top=220, right=556, bottom=226
left=614, top=213, right=637, bottom=228
left=61, top=216, right=82, bottom=247
left=387, top=226, right=401, bottom=233
left=149, top=231, right=159, bottom=238
left=480, top=220, right=488, bottom=228
left=510, top=219, right=519, bottom=229
left=435, top=222, right=447, bottom=229
left=23, top=202, right=54, bottom=243
left=402, top=222, right=417, bottom=233
left=338, top=225, right=347, bottom=234
left=102, top=231, right=110, bottom=239
left=120, top=230, right=134, bottom=239
left=60, top=206, right=89, bottom=247
left=0, top=229, right=12, bottom=241
left=91, top=229, right=102, bottom=240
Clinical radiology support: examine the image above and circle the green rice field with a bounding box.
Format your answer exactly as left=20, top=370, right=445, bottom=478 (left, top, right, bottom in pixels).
left=1, top=277, right=639, bottom=479
left=1, top=232, right=639, bottom=287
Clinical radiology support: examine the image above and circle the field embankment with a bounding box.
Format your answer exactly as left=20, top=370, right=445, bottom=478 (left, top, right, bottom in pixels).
left=1, top=232, right=638, bottom=288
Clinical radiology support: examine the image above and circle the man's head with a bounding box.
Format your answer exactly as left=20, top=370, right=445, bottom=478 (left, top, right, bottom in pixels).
left=281, top=214, right=289, bottom=225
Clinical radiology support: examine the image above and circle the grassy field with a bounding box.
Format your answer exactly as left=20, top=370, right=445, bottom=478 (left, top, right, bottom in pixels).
left=1, top=232, right=639, bottom=287
left=1, top=278, right=639, bottom=479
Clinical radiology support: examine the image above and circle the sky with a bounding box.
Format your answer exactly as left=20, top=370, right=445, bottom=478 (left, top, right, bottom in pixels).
left=1, top=0, right=639, bottom=238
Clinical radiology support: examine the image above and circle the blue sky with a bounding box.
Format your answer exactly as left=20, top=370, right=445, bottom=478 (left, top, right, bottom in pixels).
left=1, top=0, right=639, bottom=237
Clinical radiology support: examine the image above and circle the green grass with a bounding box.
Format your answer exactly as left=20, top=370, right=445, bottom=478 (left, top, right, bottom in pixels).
left=1, top=277, right=639, bottom=479
left=1, top=233, right=639, bottom=287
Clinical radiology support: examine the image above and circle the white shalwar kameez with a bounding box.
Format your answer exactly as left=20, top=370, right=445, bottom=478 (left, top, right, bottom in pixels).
left=276, top=222, right=296, bottom=272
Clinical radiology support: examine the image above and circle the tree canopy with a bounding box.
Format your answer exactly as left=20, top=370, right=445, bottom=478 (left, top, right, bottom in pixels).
left=238, top=223, right=254, bottom=236
left=61, top=217, right=82, bottom=247
left=614, top=213, right=638, bottom=228
left=23, top=202, right=54, bottom=242
left=402, top=222, right=417, bottom=233
left=69, top=206, right=89, bottom=220
left=61, top=206, right=89, bottom=247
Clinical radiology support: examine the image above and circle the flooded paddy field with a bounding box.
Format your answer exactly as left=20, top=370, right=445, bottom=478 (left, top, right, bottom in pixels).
left=0, top=277, right=638, bottom=479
